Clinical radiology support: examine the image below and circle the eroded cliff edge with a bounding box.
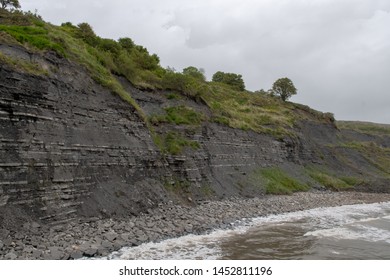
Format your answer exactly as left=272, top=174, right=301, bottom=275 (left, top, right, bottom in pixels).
left=1, top=43, right=390, bottom=234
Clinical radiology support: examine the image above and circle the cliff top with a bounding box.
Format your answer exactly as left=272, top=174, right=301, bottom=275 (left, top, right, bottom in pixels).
left=0, top=8, right=337, bottom=140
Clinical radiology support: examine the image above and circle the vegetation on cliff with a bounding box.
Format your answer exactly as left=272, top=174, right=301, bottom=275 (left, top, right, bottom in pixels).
left=0, top=8, right=335, bottom=138
left=1, top=7, right=389, bottom=197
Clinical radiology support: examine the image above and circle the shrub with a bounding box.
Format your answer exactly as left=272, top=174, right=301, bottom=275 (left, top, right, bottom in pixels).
left=182, top=66, right=206, bottom=81
left=212, top=71, right=245, bottom=91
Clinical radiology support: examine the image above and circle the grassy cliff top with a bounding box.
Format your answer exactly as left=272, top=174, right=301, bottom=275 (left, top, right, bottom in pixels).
left=0, top=9, right=335, bottom=138
left=337, top=121, right=390, bottom=136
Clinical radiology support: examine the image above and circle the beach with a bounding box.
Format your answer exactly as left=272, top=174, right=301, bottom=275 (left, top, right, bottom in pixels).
left=1, top=191, right=390, bottom=260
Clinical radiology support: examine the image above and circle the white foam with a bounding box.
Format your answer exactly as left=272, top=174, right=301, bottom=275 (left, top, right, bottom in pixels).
left=106, top=201, right=390, bottom=260
left=305, top=224, right=390, bottom=243
left=250, top=202, right=390, bottom=230
left=107, top=229, right=238, bottom=260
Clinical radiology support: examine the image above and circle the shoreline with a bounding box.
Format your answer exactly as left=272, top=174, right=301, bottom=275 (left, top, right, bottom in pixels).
left=1, top=191, right=390, bottom=260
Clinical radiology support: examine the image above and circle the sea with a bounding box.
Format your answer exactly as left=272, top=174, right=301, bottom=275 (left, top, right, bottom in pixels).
left=106, top=202, right=390, bottom=260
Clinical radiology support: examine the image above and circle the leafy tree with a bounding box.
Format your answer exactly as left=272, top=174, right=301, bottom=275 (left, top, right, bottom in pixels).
left=182, top=66, right=206, bottom=81
left=271, top=77, right=297, bottom=101
left=97, top=38, right=121, bottom=55
left=0, top=0, right=20, bottom=10
left=77, top=22, right=97, bottom=45
left=118, top=37, right=135, bottom=52
left=212, top=71, right=245, bottom=91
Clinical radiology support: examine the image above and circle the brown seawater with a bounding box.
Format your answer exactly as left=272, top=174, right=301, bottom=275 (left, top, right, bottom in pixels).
left=107, top=202, right=390, bottom=260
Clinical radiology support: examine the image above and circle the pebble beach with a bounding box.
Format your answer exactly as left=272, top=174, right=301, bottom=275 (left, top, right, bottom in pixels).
left=1, top=191, right=390, bottom=260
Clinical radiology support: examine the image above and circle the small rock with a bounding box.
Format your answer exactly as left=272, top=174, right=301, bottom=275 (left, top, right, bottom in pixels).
left=31, top=222, right=41, bottom=229
left=70, top=251, right=83, bottom=260
left=31, top=250, right=42, bottom=259
left=120, top=233, right=131, bottom=241
left=83, top=248, right=97, bottom=257
left=146, top=222, right=155, bottom=228
left=23, top=246, right=35, bottom=254
left=49, top=247, right=63, bottom=260
left=104, top=232, right=118, bottom=242
left=5, top=252, right=18, bottom=260
left=137, top=235, right=148, bottom=243
left=0, top=240, right=3, bottom=249
left=101, top=240, right=113, bottom=249
left=50, top=225, right=63, bottom=233
left=3, top=238, right=12, bottom=247
left=0, top=229, right=10, bottom=238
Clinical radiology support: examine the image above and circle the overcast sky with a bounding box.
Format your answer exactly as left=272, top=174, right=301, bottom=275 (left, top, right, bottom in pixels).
left=21, top=0, right=390, bottom=123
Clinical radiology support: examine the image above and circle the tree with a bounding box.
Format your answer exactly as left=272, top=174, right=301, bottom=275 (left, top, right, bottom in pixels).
left=118, top=37, right=135, bottom=52
left=77, top=23, right=97, bottom=45
left=271, top=77, right=297, bottom=101
left=212, top=71, right=245, bottom=91
left=0, top=0, right=20, bottom=10
left=182, top=66, right=206, bottom=81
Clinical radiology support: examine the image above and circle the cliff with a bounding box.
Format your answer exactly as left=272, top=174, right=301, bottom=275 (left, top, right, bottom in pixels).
left=1, top=11, right=390, bottom=232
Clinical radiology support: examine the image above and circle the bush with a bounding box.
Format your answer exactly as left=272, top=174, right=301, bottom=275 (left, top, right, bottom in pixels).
left=76, top=22, right=97, bottom=45
left=212, top=71, right=245, bottom=91
left=183, top=66, right=206, bottom=81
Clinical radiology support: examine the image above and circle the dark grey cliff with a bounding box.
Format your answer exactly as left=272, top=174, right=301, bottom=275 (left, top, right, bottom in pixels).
left=1, top=44, right=389, bottom=232
left=0, top=45, right=172, bottom=229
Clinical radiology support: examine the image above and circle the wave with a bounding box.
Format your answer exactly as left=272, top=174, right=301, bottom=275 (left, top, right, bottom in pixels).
left=105, top=201, right=390, bottom=260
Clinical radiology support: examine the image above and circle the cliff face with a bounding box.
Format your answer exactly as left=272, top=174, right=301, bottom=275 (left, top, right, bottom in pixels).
left=1, top=43, right=389, bottom=230
left=0, top=44, right=171, bottom=227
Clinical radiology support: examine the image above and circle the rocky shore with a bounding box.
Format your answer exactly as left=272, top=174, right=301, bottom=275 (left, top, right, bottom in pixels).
left=1, top=191, right=390, bottom=260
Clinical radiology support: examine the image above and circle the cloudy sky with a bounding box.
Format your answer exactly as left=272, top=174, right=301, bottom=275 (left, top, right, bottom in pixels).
left=21, top=0, right=390, bottom=123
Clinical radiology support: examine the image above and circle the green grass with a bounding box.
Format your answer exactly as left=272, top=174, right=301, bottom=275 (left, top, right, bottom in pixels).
left=167, top=92, right=181, bottom=100
left=307, top=168, right=357, bottom=191
left=0, top=9, right=338, bottom=143
left=201, top=84, right=313, bottom=138
left=150, top=106, right=205, bottom=126
left=337, top=121, right=390, bottom=136
left=153, top=132, right=200, bottom=155
left=0, top=25, right=65, bottom=55
left=257, top=168, right=310, bottom=195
